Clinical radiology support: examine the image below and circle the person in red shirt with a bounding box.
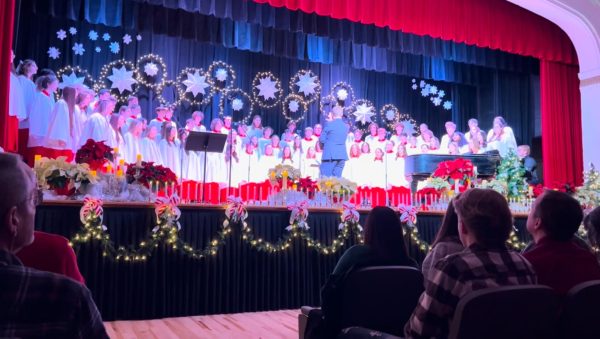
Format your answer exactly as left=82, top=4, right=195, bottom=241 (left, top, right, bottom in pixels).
left=524, top=190, right=600, bottom=295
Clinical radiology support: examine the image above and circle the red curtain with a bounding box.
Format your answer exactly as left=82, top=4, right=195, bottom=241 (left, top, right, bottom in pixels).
left=0, top=0, right=15, bottom=153
left=541, top=61, right=583, bottom=186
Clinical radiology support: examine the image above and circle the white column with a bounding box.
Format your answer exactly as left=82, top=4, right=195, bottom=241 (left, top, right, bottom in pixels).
left=580, top=73, right=600, bottom=170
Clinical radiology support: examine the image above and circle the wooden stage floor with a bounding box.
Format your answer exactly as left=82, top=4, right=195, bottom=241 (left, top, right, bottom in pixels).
left=105, top=309, right=299, bottom=338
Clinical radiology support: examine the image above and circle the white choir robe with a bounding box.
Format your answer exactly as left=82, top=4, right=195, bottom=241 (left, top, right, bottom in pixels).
left=291, top=149, right=302, bottom=172
left=148, top=118, right=166, bottom=140
left=28, top=92, right=55, bottom=147
left=341, top=156, right=361, bottom=184
left=369, top=158, right=387, bottom=188
left=257, top=154, right=279, bottom=182
left=44, top=100, right=74, bottom=151
left=257, top=138, right=271, bottom=156
left=9, top=73, right=26, bottom=121
left=281, top=158, right=294, bottom=167
left=140, top=137, right=163, bottom=165
left=390, top=135, right=403, bottom=148
left=406, top=145, right=421, bottom=156
left=79, top=113, right=112, bottom=148
left=439, top=134, right=452, bottom=154
left=205, top=150, right=226, bottom=184
left=486, top=127, right=517, bottom=157
left=302, top=157, right=320, bottom=180
left=123, top=132, right=142, bottom=164
left=371, top=139, right=387, bottom=153
left=193, top=125, right=207, bottom=132
left=182, top=149, right=205, bottom=182
left=386, top=155, right=409, bottom=188
left=301, top=138, right=317, bottom=154
left=365, top=135, right=378, bottom=150
left=226, top=153, right=246, bottom=186
left=17, top=75, right=37, bottom=129
left=159, top=139, right=182, bottom=179
left=239, top=152, right=261, bottom=183
left=353, top=154, right=374, bottom=187
left=108, top=130, right=126, bottom=158
left=72, top=106, right=87, bottom=152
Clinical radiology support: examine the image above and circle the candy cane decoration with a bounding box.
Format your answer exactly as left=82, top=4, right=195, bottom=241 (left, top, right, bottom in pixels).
left=225, top=196, right=248, bottom=223
left=287, top=199, right=310, bottom=230
left=398, top=204, right=418, bottom=227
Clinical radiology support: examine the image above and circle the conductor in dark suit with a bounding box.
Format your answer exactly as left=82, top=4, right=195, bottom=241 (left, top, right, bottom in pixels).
left=319, top=106, right=349, bottom=177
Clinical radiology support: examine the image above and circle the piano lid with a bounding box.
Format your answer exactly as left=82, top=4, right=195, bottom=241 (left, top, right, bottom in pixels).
left=405, top=151, right=501, bottom=178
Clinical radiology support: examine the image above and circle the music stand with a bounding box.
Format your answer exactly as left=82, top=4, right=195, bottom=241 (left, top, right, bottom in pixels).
left=185, top=131, right=227, bottom=203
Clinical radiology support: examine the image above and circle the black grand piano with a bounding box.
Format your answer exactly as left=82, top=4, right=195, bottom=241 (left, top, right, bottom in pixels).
left=404, top=151, right=501, bottom=193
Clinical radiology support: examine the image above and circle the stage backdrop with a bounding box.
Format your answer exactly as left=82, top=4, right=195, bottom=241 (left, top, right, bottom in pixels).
left=16, top=0, right=538, bottom=147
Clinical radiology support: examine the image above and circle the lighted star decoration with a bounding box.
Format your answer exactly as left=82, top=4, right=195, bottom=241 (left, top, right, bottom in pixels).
left=385, top=110, right=396, bottom=121
left=255, top=76, right=278, bottom=100
left=57, top=29, right=67, bottom=40
left=215, top=68, right=228, bottom=82
left=95, top=47, right=101, bottom=53
left=182, top=71, right=210, bottom=97
left=231, top=98, right=244, bottom=111
left=353, top=103, right=375, bottom=124
left=109, top=42, right=120, bottom=54
left=336, top=88, right=348, bottom=101
left=295, top=71, right=318, bottom=96
left=102, top=33, right=111, bottom=41
left=107, top=66, right=137, bottom=94
left=136, top=34, right=142, bottom=41
left=144, top=62, right=159, bottom=77
left=123, top=34, right=132, bottom=45
left=72, top=43, right=85, bottom=56
left=443, top=101, right=452, bottom=110
left=47, top=47, right=60, bottom=60
left=88, top=30, right=98, bottom=41
left=69, top=27, right=77, bottom=35
left=288, top=100, right=300, bottom=112
left=59, top=71, right=85, bottom=89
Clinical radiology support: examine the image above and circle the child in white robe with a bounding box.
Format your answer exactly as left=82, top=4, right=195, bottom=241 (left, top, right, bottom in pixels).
left=302, top=147, right=320, bottom=180
left=79, top=98, right=117, bottom=148
left=370, top=148, right=387, bottom=188
left=406, top=136, right=421, bottom=156
left=280, top=146, right=294, bottom=166
left=204, top=118, right=226, bottom=184
left=148, top=106, right=168, bottom=141
left=258, top=127, right=273, bottom=156
left=353, top=143, right=373, bottom=187
left=346, top=129, right=363, bottom=153
left=486, top=117, right=517, bottom=157
left=9, top=53, right=26, bottom=141
left=16, top=59, right=38, bottom=154
left=73, top=89, right=93, bottom=150
left=27, top=75, right=58, bottom=154
left=109, top=114, right=126, bottom=160
left=41, top=86, right=78, bottom=161
left=301, top=127, right=317, bottom=153
left=291, top=136, right=303, bottom=172
left=364, top=123, right=379, bottom=149
left=181, top=129, right=205, bottom=182
left=240, top=142, right=261, bottom=183
left=390, top=122, right=405, bottom=147
left=342, top=144, right=361, bottom=184
left=247, top=115, right=264, bottom=139
left=159, top=124, right=182, bottom=179
left=257, top=144, right=279, bottom=182
left=387, top=145, right=409, bottom=188
left=191, top=111, right=207, bottom=132
left=140, top=125, right=163, bottom=165
left=270, top=135, right=283, bottom=159
left=123, top=119, right=144, bottom=164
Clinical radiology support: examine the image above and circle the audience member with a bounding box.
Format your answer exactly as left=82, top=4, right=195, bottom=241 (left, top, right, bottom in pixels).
left=0, top=153, right=107, bottom=338
left=405, top=188, right=536, bottom=338
left=584, top=206, right=600, bottom=253
left=523, top=191, right=600, bottom=294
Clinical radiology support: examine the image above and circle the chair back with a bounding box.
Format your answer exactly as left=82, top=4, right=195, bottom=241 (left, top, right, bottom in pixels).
left=448, top=285, right=559, bottom=339
left=561, top=280, right=600, bottom=339
left=339, top=266, right=424, bottom=336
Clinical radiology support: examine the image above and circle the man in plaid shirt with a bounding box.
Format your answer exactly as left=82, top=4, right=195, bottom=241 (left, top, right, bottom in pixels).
left=405, top=189, right=537, bottom=339
left=0, top=153, right=108, bottom=338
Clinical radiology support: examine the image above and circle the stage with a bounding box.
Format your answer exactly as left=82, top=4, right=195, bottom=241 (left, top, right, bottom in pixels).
left=35, top=201, right=530, bottom=321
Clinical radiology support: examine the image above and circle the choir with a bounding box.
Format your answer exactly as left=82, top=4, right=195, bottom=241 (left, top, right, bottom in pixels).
left=8, top=61, right=519, bottom=189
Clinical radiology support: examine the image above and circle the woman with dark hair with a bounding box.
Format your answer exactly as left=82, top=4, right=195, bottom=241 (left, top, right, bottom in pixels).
left=421, top=196, right=464, bottom=281
left=584, top=207, right=600, bottom=259
left=315, top=207, right=417, bottom=338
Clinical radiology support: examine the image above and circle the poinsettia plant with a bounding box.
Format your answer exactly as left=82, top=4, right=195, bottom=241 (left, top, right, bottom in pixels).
left=34, top=156, right=97, bottom=196
left=125, top=161, right=177, bottom=188
left=75, top=139, right=114, bottom=171
left=432, top=158, right=474, bottom=185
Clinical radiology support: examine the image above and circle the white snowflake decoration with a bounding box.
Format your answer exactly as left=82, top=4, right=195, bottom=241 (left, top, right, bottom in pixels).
left=59, top=71, right=85, bottom=89
left=429, top=86, right=438, bottom=95
left=412, top=78, right=416, bottom=83
left=72, top=43, right=85, bottom=56
left=88, top=30, right=98, bottom=41
left=420, top=88, right=429, bottom=97
left=353, top=103, right=375, bottom=124
left=109, top=42, right=120, bottom=54
left=288, top=100, right=300, bottom=112
left=215, top=68, right=228, bottom=82
left=95, top=47, right=101, bottom=53
left=102, top=33, right=111, bottom=41
left=438, top=90, right=445, bottom=98
left=47, top=47, right=60, bottom=60
left=255, top=76, right=278, bottom=100
left=136, top=34, right=142, bottom=41
left=183, top=71, right=210, bottom=97
left=295, top=72, right=318, bottom=96
left=107, top=66, right=137, bottom=94
left=385, top=110, right=396, bottom=121
left=336, top=88, right=348, bottom=101
left=411, top=84, right=418, bottom=90
left=69, top=27, right=77, bottom=35
left=433, top=97, right=442, bottom=106
left=123, top=34, right=132, bottom=45
left=231, top=98, right=244, bottom=111
left=144, top=62, right=159, bottom=77
left=419, top=80, right=425, bottom=88
left=57, top=29, right=67, bottom=40
left=443, top=101, right=452, bottom=110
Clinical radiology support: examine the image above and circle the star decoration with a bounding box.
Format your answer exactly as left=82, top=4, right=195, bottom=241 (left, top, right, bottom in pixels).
left=288, top=100, right=300, bottom=112
left=95, top=47, right=101, bottom=53
left=336, top=88, right=348, bottom=101
left=295, top=72, right=318, bottom=96
left=88, top=30, right=98, bottom=41
left=69, top=27, right=77, bottom=35
left=385, top=110, right=396, bottom=121
left=215, top=68, right=228, bottom=82
left=255, top=76, right=278, bottom=100
left=411, top=84, right=418, bottom=90
left=123, top=34, right=132, bottom=45
left=429, top=85, right=438, bottom=95
left=182, top=71, right=209, bottom=97
left=144, top=62, right=159, bottom=77
left=109, top=42, right=120, bottom=54
left=433, top=97, right=442, bottom=106
left=47, top=47, right=60, bottom=60
left=72, top=43, right=85, bottom=56
left=102, top=33, right=111, bottom=41
left=443, top=101, right=453, bottom=110
left=438, top=90, right=445, bottom=98
left=353, top=103, right=375, bottom=124
left=57, top=29, right=67, bottom=40
left=231, top=98, right=244, bottom=111
left=59, top=71, right=85, bottom=89
left=107, top=66, right=137, bottom=94
left=136, top=34, right=142, bottom=41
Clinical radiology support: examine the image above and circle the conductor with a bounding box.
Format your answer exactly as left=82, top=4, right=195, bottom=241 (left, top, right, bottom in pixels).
left=319, top=105, right=349, bottom=178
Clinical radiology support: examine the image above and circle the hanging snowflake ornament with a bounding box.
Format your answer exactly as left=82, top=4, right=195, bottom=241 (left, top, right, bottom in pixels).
left=419, top=80, right=426, bottom=88
left=385, top=110, right=396, bottom=121
left=144, top=62, right=159, bottom=77
left=336, top=88, right=348, bottom=101
left=95, top=47, right=101, bottom=53
left=47, top=47, right=60, bottom=60
left=109, top=42, right=120, bottom=54
left=182, top=70, right=209, bottom=97
left=443, top=101, right=453, bottom=110
left=353, top=103, right=376, bottom=124
left=215, top=68, right=228, bottom=82
left=255, top=76, right=278, bottom=100
left=102, top=33, right=111, bottom=41
left=107, top=66, right=137, bottom=94
left=59, top=71, right=85, bottom=89
left=57, top=29, right=67, bottom=40
left=136, top=34, right=142, bottom=41
left=411, top=84, right=418, bottom=90
left=412, top=79, right=416, bottom=83
left=288, top=100, right=300, bottom=112
left=88, top=30, right=98, bottom=41
left=429, top=85, right=438, bottom=95
left=438, top=90, right=446, bottom=98
left=231, top=98, right=244, bottom=111
left=433, top=97, right=442, bottom=106
left=69, top=27, right=77, bottom=35
left=420, top=87, right=429, bottom=97
left=295, top=71, right=318, bottom=96
left=72, top=43, right=85, bottom=56
left=123, top=34, right=132, bottom=45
